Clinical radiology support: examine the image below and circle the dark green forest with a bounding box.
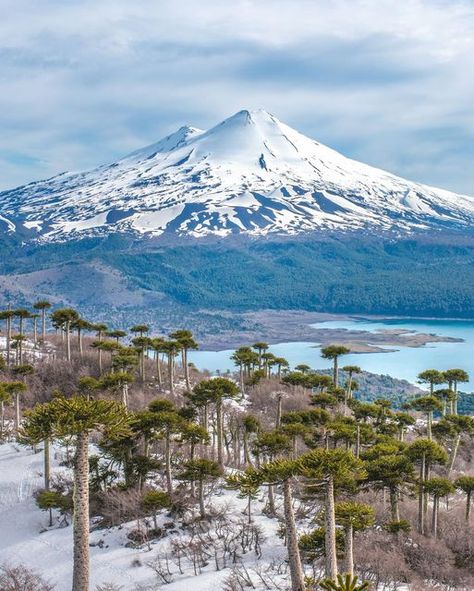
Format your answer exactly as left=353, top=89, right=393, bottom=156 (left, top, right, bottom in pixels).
left=1, top=232, right=473, bottom=318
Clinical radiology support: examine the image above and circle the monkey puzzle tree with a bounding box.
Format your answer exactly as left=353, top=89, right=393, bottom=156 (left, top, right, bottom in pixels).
left=259, top=459, right=305, bottom=591
left=298, top=449, right=366, bottom=581
left=455, top=476, right=474, bottom=523
left=51, top=308, right=80, bottom=362
left=274, top=356, right=289, bottom=379
left=91, top=323, right=108, bottom=372
left=433, top=414, right=474, bottom=474
left=131, top=335, right=152, bottom=382
left=252, top=341, right=269, bottom=368
left=0, top=309, right=15, bottom=365
left=334, top=501, right=375, bottom=576
left=22, top=396, right=130, bottom=591
left=342, top=365, right=361, bottom=403
left=424, top=477, right=454, bottom=538
left=178, top=458, right=222, bottom=519
left=253, top=429, right=292, bottom=514
left=13, top=308, right=32, bottom=364
left=141, top=490, right=171, bottom=530
left=192, top=378, right=239, bottom=471
left=417, top=369, right=445, bottom=396
left=161, top=339, right=181, bottom=395
left=170, top=329, right=198, bottom=390
left=319, top=574, right=370, bottom=591
left=295, top=363, right=311, bottom=374
left=71, top=318, right=93, bottom=357
left=406, top=438, right=448, bottom=535
left=0, top=384, right=12, bottom=440
left=3, top=380, right=27, bottom=433
left=99, top=371, right=135, bottom=408
left=148, top=398, right=183, bottom=494
left=364, top=444, right=414, bottom=522
left=226, top=467, right=261, bottom=523
left=392, top=411, right=416, bottom=442
left=150, top=337, right=166, bottom=388
left=241, top=413, right=260, bottom=466
left=443, top=368, right=469, bottom=414
left=410, top=395, right=443, bottom=440
left=321, top=345, right=351, bottom=387
left=106, top=329, right=127, bottom=343
left=33, top=300, right=51, bottom=343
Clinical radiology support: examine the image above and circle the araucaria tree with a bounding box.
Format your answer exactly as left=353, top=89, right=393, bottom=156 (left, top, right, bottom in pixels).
left=50, top=308, right=80, bottom=361
left=22, top=396, right=130, bottom=591
left=298, top=448, right=366, bottom=581
left=321, top=345, right=351, bottom=387
left=192, top=378, right=239, bottom=471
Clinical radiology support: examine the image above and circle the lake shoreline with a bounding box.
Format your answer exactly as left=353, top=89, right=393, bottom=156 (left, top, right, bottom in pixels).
left=196, top=309, right=464, bottom=351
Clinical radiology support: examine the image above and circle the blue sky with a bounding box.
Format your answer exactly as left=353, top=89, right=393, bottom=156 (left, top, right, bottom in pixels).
left=1, top=0, right=473, bottom=194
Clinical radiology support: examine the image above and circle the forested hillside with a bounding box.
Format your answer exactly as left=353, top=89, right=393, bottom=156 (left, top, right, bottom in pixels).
left=1, top=233, right=474, bottom=325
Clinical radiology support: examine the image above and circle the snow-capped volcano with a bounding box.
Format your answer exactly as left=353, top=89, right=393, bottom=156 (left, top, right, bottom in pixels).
left=1, top=108, right=474, bottom=240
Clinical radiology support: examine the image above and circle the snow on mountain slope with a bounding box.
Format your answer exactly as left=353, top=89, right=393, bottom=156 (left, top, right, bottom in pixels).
left=1, top=109, right=474, bottom=241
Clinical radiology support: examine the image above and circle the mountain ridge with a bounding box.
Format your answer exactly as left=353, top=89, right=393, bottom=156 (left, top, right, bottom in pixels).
left=1, top=108, right=474, bottom=242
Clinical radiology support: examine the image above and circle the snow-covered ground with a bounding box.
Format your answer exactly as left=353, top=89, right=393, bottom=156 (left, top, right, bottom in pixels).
left=0, top=442, right=288, bottom=591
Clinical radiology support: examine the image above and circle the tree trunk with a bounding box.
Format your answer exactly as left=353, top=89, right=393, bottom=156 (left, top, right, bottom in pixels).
left=19, top=317, right=24, bottom=364
left=389, top=487, right=400, bottom=521
left=168, top=354, right=174, bottom=396
left=72, top=432, right=90, bottom=591
left=432, top=495, right=439, bottom=538
left=418, top=455, right=425, bottom=535
left=0, top=400, right=4, bottom=440
left=276, top=395, right=282, bottom=429
left=216, top=398, right=224, bottom=471
left=427, top=411, right=432, bottom=440
left=66, top=320, right=71, bottom=362
left=447, top=434, right=461, bottom=475
left=282, top=478, right=305, bottom=591
left=333, top=357, right=338, bottom=387
left=156, top=354, right=162, bottom=388
left=344, top=523, right=353, bottom=576
left=466, top=490, right=471, bottom=523
left=121, top=383, right=129, bottom=408
left=44, top=438, right=51, bottom=490
left=41, top=309, right=46, bottom=342
left=165, top=434, right=173, bottom=495
left=15, top=392, right=20, bottom=432
left=267, top=484, right=276, bottom=516
left=183, top=348, right=190, bottom=390
left=325, top=475, right=338, bottom=580
left=6, top=315, right=11, bottom=366
left=198, top=478, right=206, bottom=519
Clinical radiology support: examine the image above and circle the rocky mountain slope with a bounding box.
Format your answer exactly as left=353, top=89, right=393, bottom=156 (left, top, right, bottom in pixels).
left=1, top=109, right=474, bottom=241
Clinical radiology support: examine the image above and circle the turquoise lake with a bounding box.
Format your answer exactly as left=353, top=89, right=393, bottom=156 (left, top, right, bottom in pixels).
left=189, top=318, right=474, bottom=387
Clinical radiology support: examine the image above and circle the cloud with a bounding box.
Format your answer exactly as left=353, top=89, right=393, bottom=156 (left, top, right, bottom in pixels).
left=0, top=0, right=473, bottom=193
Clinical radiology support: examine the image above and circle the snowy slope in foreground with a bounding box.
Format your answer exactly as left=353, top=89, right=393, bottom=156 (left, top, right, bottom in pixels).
left=1, top=109, right=474, bottom=240
left=0, top=442, right=287, bottom=590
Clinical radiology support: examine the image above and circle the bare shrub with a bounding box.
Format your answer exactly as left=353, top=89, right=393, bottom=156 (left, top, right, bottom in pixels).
left=0, top=563, right=55, bottom=591
left=99, top=487, right=144, bottom=526
left=353, top=530, right=412, bottom=590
